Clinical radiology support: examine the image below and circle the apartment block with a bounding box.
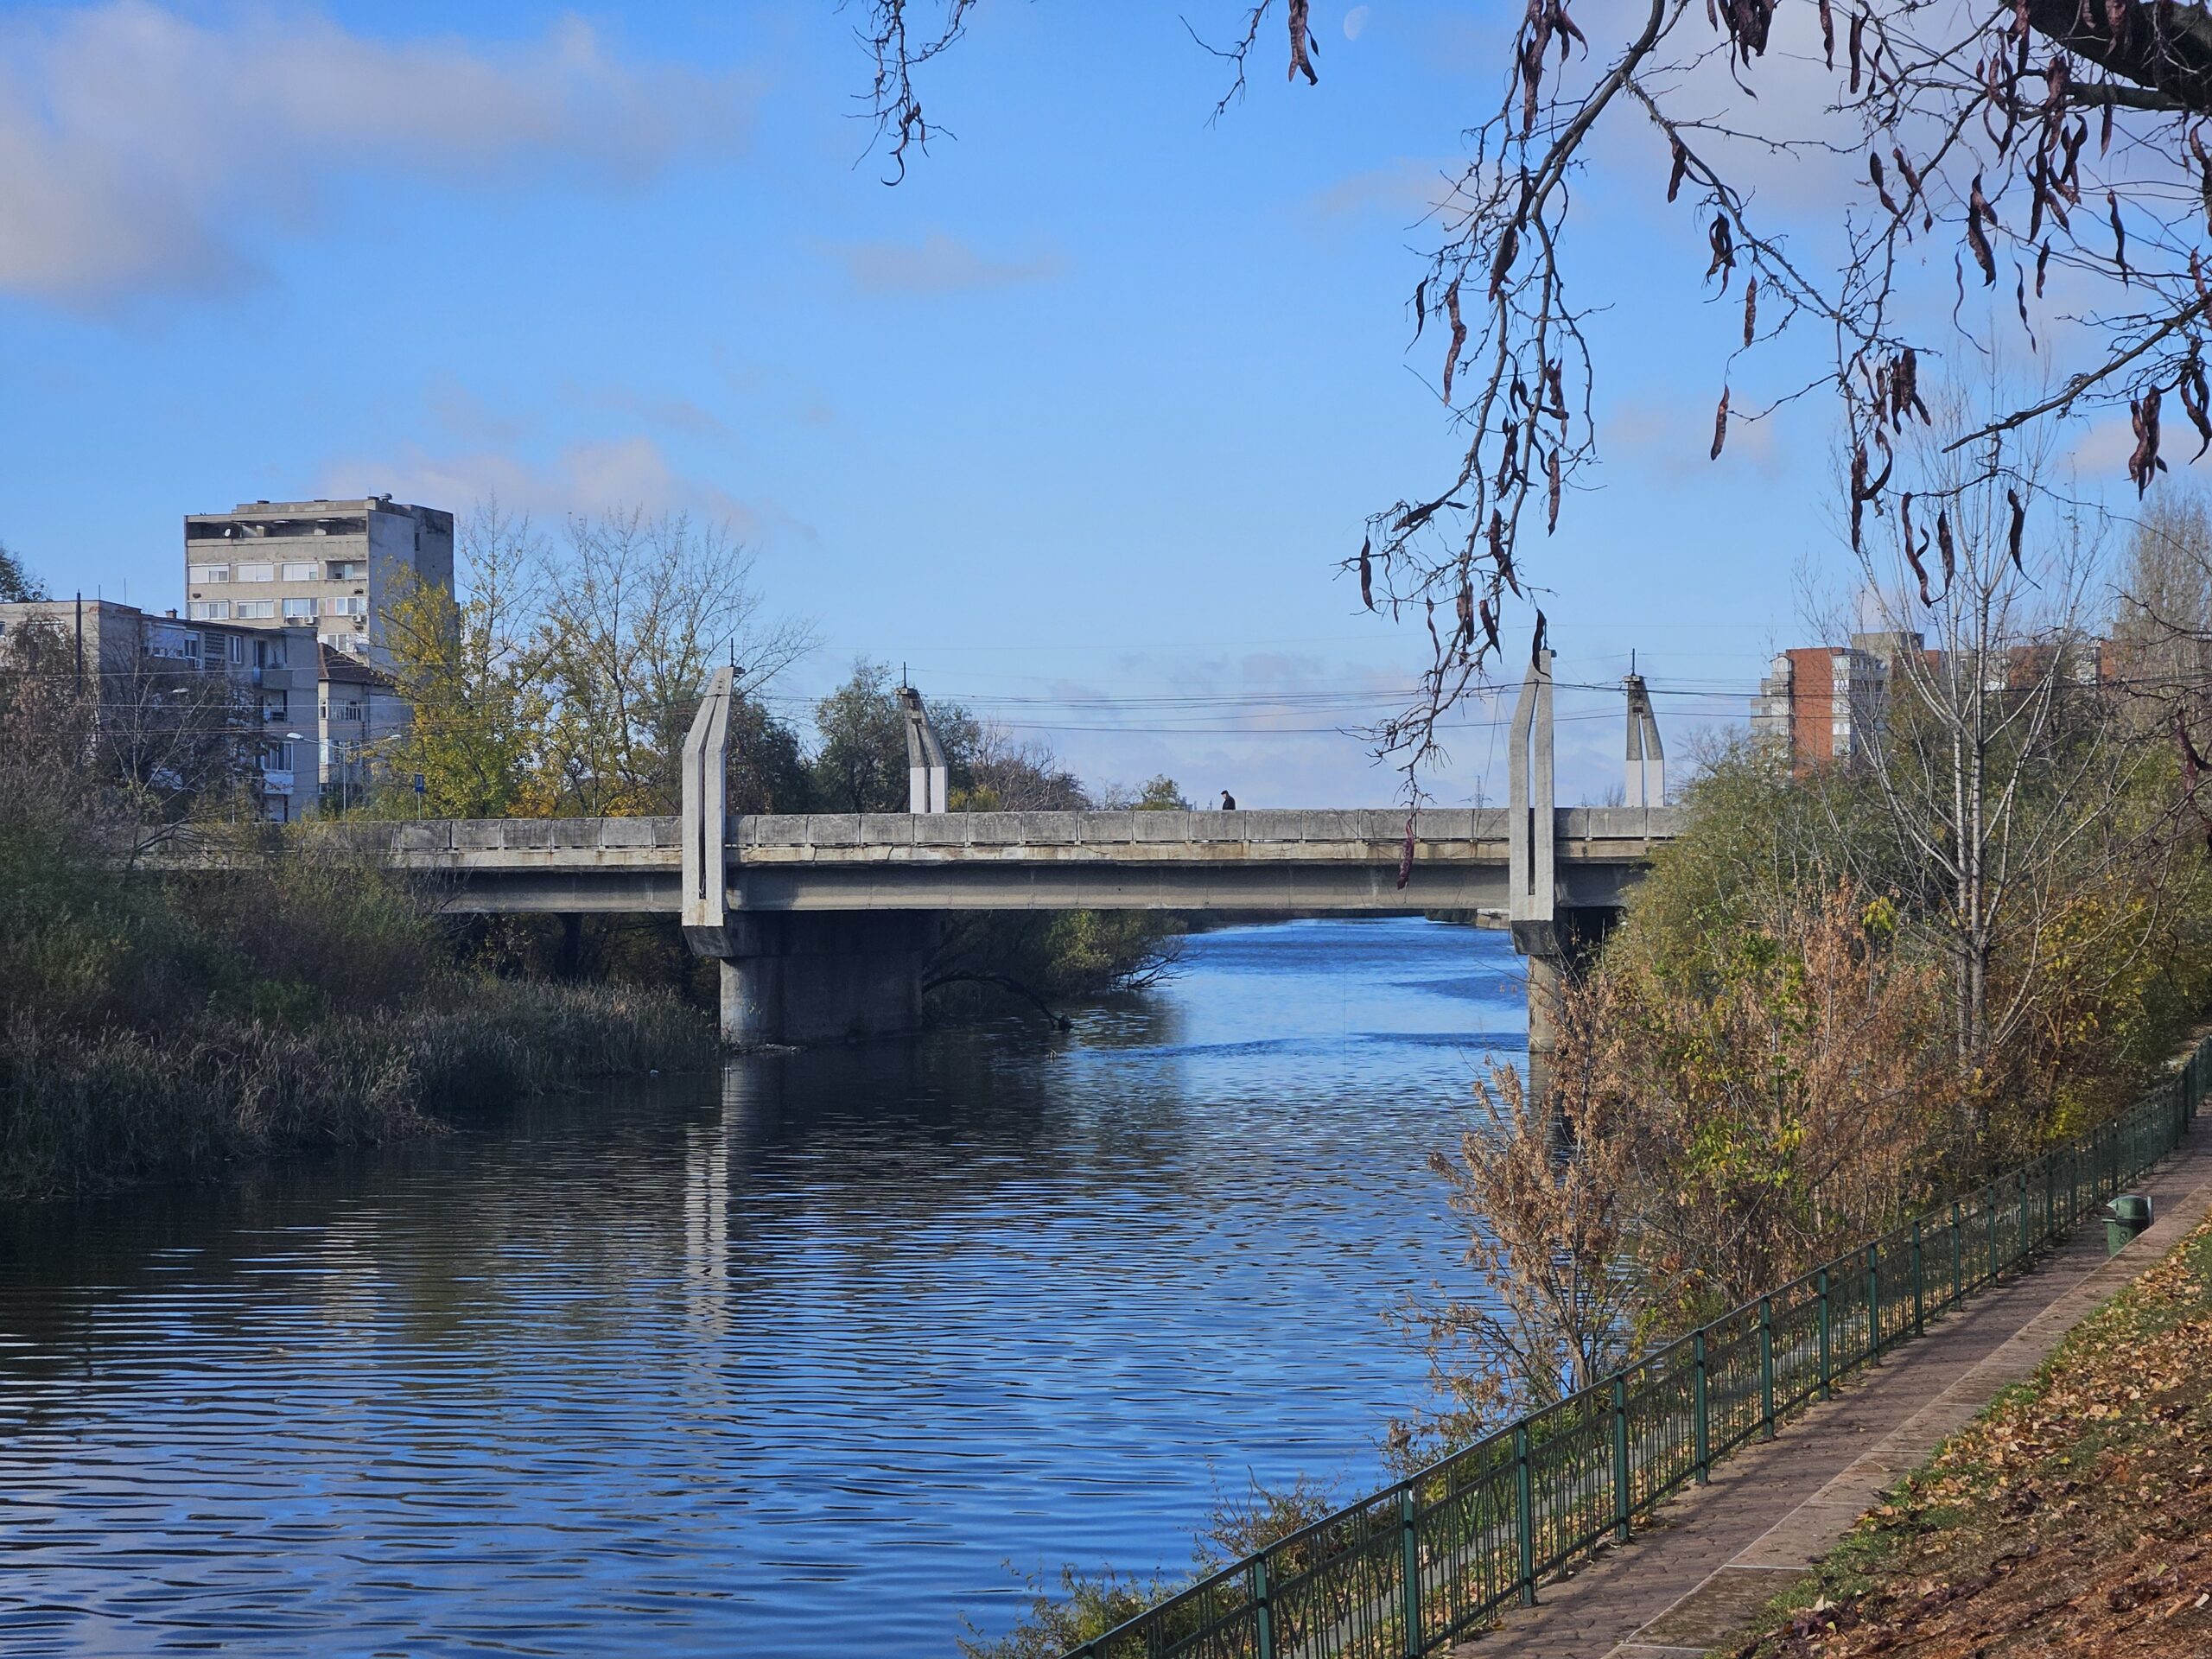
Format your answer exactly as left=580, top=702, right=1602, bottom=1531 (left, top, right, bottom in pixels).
left=0, top=598, right=405, bottom=821
left=182, top=497, right=454, bottom=662
left=1751, top=643, right=1892, bottom=769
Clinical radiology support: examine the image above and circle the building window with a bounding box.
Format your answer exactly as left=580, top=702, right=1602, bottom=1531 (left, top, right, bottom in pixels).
left=281, top=562, right=319, bottom=582
left=188, top=564, right=230, bottom=584
left=232, top=600, right=276, bottom=619
left=327, top=561, right=365, bottom=580
left=282, top=597, right=317, bottom=619
left=323, top=595, right=367, bottom=617
left=237, top=563, right=275, bottom=582
left=188, top=601, right=231, bottom=620
left=227, top=635, right=245, bottom=664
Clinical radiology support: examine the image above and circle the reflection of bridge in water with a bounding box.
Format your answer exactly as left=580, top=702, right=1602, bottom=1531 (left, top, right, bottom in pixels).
left=206, top=655, right=1680, bottom=1079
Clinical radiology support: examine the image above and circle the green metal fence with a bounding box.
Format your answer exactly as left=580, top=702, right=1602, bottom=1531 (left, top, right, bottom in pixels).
left=1066, top=1037, right=2211, bottom=1659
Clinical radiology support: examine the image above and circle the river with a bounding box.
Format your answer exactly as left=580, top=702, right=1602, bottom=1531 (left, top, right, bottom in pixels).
left=0, top=917, right=1528, bottom=1657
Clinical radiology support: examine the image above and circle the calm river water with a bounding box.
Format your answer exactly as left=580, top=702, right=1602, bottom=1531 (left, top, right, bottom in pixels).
left=0, top=918, right=1527, bottom=1657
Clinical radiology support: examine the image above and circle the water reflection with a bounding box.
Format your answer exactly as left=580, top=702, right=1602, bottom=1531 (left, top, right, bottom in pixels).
left=0, top=918, right=1525, bottom=1656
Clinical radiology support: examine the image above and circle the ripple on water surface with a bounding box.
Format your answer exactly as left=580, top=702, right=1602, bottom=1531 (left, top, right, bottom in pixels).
left=0, top=918, right=1527, bottom=1657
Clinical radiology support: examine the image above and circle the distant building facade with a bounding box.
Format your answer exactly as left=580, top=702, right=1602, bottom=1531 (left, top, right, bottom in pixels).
left=1752, top=642, right=1895, bottom=769
left=1755, top=628, right=2113, bottom=770
left=182, top=497, right=454, bottom=662
left=0, top=599, right=406, bottom=821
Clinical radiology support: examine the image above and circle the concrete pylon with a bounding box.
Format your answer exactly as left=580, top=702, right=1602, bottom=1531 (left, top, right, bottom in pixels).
left=1624, top=671, right=1665, bottom=809
left=680, top=666, right=735, bottom=957
left=1507, top=649, right=1556, bottom=958
left=1507, top=650, right=1572, bottom=1107
left=901, top=686, right=949, bottom=814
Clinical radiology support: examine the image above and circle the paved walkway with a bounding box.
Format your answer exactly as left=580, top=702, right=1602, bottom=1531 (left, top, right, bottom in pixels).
left=1446, top=1122, right=2212, bottom=1659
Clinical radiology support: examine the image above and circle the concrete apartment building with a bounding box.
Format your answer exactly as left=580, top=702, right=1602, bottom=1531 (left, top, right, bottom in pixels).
left=183, top=497, right=454, bottom=661
left=0, top=597, right=407, bottom=821
left=1752, top=641, right=1896, bottom=769
left=1754, top=629, right=2117, bottom=770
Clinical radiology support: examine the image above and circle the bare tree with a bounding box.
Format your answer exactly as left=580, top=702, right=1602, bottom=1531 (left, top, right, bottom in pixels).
left=2112, top=487, right=2212, bottom=721
left=541, top=509, right=815, bottom=815
left=0, top=613, right=254, bottom=849
left=852, top=2, right=2212, bottom=787
left=1825, top=412, right=2163, bottom=1147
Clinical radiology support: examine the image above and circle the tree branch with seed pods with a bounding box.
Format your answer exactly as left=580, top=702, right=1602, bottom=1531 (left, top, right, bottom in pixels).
left=851, top=0, right=2212, bottom=790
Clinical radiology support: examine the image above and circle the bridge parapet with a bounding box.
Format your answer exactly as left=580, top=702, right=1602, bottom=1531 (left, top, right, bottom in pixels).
left=146, top=806, right=1681, bottom=877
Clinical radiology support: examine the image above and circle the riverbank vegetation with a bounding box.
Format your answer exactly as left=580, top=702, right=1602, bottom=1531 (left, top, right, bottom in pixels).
left=0, top=572, right=715, bottom=1199
left=0, top=800, right=716, bottom=1198
left=1734, top=1211, right=2212, bottom=1658
left=1401, top=476, right=2212, bottom=1460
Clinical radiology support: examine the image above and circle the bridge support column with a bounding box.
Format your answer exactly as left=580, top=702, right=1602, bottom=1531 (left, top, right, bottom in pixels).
left=1516, top=912, right=1611, bottom=1106
left=715, top=912, right=944, bottom=1047
left=678, top=668, right=945, bottom=1046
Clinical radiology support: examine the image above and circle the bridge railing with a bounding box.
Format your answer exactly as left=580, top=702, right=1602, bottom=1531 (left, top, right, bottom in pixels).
left=1063, top=1035, right=2212, bottom=1659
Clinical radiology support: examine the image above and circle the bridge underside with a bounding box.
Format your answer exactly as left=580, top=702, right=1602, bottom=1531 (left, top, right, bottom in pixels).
left=425, top=859, right=1644, bottom=916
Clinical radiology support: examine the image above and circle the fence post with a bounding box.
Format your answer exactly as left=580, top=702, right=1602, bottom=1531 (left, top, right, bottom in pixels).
left=1398, top=1487, right=1422, bottom=1659
left=1612, top=1375, right=1631, bottom=1543
left=1693, top=1330, right=1710, bottom=1483
left=1816, top=1268, right=1832, bottom=1400
left=2043, top=1158, right=2054, bottom=1245
left=1911, top=1220, right=1924, bottom=1338
left=1986, top=1186, right=1997, bottom=1287
left=1514, top=1423, right=1535, bottom=1606
left=1758, top=1297, right=1776, bottom=1436
left=1949, top=1201, right=1961, bottom=1308
left=2017, top=1169, right=2029, bottom=1264
left=1250, top=1556, right=1274, bottom=1659
left=1866, top=1243, right=1880, bottom=1360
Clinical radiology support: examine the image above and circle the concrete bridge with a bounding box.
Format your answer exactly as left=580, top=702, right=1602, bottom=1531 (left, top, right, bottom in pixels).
left=348, top=804, right=1676, bottom=918
left=182, top=654, right=1681, bottom=1077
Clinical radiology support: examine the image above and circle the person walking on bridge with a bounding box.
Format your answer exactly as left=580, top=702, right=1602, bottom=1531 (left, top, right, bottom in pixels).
left=1219, top=790, right=1236, bottom=810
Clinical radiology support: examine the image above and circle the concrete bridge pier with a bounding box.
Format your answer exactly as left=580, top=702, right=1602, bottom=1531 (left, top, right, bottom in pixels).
left=715, top=912, right=945, bottom=1046
left=1507, top=650, right=1642, bottom=1103
left=681, top=669, right=952, bottom=1047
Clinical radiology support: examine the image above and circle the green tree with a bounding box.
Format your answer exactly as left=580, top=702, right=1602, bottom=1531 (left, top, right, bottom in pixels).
left=729, top=696, right=814, bottom=814
left=379, top=507, right=556, bottom=819
left=1135, top=775, right=1190, bottom=810
left=538, top=509, right=810, bottom=816
left=378, top=504, right=814, bottom=820
left=0, top=541, right=42, bottom=602
left=808, top=658, right=914, bottom=812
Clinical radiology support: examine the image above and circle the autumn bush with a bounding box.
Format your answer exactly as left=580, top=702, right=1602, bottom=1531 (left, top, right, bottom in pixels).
left=0, top=807, right=715, bottom=1198
left=1402, top=732, right=2212, bottom=1460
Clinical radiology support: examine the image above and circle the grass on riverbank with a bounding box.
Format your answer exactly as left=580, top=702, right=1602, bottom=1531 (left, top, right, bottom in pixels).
left=1, top=982, right=719, bottom=1200
left=1731, top=1211, right=2212, bottom=1657
left=0, top=807, right=718, bottom=1199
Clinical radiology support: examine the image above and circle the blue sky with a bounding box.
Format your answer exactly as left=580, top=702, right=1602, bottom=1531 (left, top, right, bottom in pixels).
left=0, top=1, right=1891, bottom=804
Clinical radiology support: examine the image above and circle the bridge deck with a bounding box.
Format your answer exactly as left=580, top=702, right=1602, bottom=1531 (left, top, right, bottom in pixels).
left=162, top=807, right=1681, bottom=914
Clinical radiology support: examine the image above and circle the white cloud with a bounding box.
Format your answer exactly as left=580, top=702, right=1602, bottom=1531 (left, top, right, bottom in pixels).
left=1307, top=156, right=1465, bottom=224
left=2070, top=415, right=2139, bottom=483
left=830, top=231, right=1066, bottom=296
left=315, top=435, right=783, bottom=540
left=0, top=3, right=751, bottom=303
